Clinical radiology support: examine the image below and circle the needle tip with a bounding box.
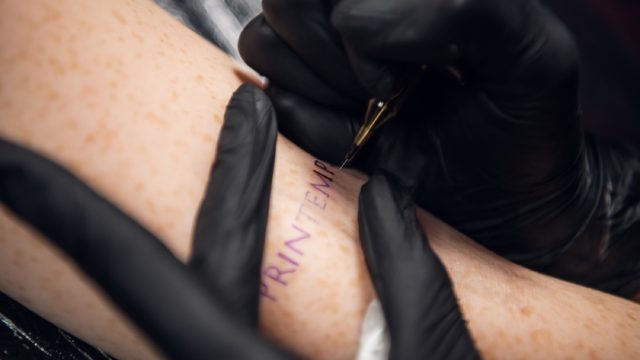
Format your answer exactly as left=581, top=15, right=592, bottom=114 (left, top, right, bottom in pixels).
left=338, top=158, right=349, bottom=170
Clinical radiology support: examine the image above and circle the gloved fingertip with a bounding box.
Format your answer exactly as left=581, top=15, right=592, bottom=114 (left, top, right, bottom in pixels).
left=359, top=171, right=434, bottom=268
left=229, top=82, right=269, bottom=107
left=237, top=15, right=267, bottom=69
left=360, top=172, right=391, bottom=205
left=267, top=84, right=359, bottom=164
left=360, top=171, right=413, bottom=217
left=227, top=83, right=277, bottom=134
left=358, top=172, right=419, bottom=266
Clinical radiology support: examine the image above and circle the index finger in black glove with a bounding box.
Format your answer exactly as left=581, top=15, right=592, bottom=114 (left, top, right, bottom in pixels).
left=189, top=83, right=277, bottom=327
left=359, top=172, right=480, bottom=360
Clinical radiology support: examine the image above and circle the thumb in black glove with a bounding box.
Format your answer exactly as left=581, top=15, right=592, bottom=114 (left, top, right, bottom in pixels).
left=359, top=172, right=480, bottom=360
left=188, top=83, right=277, bottom=327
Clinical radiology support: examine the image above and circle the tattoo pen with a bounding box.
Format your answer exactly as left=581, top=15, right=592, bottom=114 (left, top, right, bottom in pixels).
left=339, top=65, right=427, bottom=170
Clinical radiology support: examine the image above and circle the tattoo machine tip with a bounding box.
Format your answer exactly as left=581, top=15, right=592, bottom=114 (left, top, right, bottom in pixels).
left=338, top=65, right=428, bottom=170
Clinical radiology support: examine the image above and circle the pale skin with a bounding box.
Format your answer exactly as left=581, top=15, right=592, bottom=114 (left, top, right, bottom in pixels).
left=0, top=0, right=638, bottom=359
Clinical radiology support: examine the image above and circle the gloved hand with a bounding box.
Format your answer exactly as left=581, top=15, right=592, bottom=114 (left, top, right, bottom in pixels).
left=239, top=0, right=580, bottom=167
left=359, top=172, right=480, bottom=359
left=239, top=0, right=640, bottom=298
left=0, top=84, right=294, bottom=360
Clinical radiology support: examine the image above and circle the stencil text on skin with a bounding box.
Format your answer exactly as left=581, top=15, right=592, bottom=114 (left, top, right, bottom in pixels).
left=260, top=159, right=335, bottom=302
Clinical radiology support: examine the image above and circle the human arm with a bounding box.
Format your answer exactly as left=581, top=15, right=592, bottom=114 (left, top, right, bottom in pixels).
left=1, top=1, right=640, bottom=359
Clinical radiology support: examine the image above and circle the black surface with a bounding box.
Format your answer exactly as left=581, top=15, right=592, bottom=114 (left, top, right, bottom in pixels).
left=0, top=291, right=115, bottom=360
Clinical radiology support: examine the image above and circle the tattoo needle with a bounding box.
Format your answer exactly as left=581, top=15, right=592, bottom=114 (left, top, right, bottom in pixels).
left=338, top=65, right=426, bottom=170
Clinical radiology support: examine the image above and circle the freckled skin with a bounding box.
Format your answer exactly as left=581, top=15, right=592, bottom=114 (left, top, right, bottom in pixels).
left=1, top=1, right=640, bottom=360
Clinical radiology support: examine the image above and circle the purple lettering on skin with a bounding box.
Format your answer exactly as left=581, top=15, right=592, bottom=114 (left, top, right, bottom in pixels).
left=295, top=203, right=319, bottom=224
left=260, top=282, right=276, bottom=302
left=305, top=190, right=327, bottom=210
left=263, top=265, right=295, bottom=286
left=285, top=224, right=310, bottom=255
left=278, top=252, right=300, bottom=266
left=259, top=160, right=337, bottom=303
left=310, top=170, right=333, bottom=198
left=314, top=159, right=335, bottom=176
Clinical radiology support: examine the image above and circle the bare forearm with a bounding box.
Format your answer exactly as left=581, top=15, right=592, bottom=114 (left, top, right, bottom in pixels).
left=421, top=210, right=640, bottom=358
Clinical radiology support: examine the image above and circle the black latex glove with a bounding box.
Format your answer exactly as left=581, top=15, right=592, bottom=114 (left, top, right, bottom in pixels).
left=239, top=0, right=580, bottom=167
left=359, top=172, right=480, bottom=359
left=188, top=83, right=277, bottom=327
left=238, top=0, right=640, bottom=298
left=0, top=84, right=295, bottom=360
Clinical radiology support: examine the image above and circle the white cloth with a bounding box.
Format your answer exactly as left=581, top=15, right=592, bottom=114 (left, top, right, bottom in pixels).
left=355, top=299, right=390, bottom=360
